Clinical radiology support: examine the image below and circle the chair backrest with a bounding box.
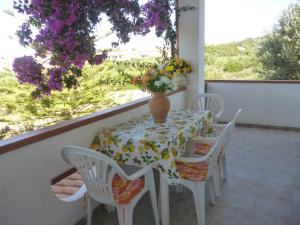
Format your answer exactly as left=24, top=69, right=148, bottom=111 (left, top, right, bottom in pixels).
left=223, top=108, right=242, bottom=147
left=229, top=108, right=242, bottom=133
left=178, top=122, right=231, bottom=174
left=189, top=93, right=224, bottom=122
left=191, top=122, right=231, bottom=177
left=61, top=146, right=129, bottom=204
left=206, top=122, right=231, bottom=171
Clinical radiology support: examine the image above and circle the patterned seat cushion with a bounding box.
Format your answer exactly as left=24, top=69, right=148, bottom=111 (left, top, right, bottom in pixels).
left=112, top=175, right=145, bottom=205
left=195, top=143, right=224, bottom=170
left=194, top=143, right=213, bottom=155
left=51, top=171, right=85, bottom=200
left=176, top=161, right=209, bottom=181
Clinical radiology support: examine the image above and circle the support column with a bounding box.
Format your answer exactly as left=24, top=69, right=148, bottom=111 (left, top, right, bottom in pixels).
left=178, top=0, right=205, bottom=104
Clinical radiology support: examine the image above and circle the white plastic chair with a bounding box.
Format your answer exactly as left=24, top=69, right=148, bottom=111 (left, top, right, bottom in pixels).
left=173, top=123, right=231, bottom=225
left=188, top=93, right=224, bottom=123
left=190, top=109, right=242, bottom=181
left=61, top=146, right=159, bottom=225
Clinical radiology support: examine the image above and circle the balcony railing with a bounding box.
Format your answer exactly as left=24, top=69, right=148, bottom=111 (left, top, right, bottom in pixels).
left=206, top=80, right=300, bottom=129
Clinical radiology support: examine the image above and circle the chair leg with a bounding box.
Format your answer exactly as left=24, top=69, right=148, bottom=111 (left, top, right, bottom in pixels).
left=148, top=172, right=160, bottom=225
left=192, top=183, right=205, bottom=225
left=158, top=189, right=161, bottom=221
left=116, top=206, right=124, bottom=225
left=160, top=172, right=170, bottom=225
left=87, top=196, right=93, bottom=225
left=212, top=169, right=222, bottom=197
left=207, top=178, right=216, bottom=205
left=116, top=205, right=133, bottom=225
left=124, top=206, right=133, bottom=225
left=221, top=154, right=227, bottom=181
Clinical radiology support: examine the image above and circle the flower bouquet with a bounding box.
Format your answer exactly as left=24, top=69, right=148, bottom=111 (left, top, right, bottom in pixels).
left=164, top=57, right=192, bottom=88
left=132, top=65, right=175, bottom=123
left=132, top=65, right=175, bottom=93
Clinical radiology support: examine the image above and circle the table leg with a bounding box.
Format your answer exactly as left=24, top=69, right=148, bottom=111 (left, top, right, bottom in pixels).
left=160, top=172, right=169, bottom=225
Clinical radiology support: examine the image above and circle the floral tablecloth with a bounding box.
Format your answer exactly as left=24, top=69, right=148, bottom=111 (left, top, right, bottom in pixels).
left=91, top=110, right=212, bottom=184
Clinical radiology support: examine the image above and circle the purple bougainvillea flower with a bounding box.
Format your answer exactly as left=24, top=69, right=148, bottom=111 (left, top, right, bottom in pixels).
left=12, top=56, right=43, bottom=85
left=12, top=0, right=174, bottom=96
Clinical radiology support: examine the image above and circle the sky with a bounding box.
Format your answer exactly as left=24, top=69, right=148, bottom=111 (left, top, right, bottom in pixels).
left=205, top=0, right=297, bottom=44
left=0, top=0, right=297, bottom=67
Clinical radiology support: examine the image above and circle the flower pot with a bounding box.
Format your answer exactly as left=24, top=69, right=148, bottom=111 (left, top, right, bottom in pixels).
left=173, top=75, right=187, bottom=88
left=148, top=92, right=170, bottom=123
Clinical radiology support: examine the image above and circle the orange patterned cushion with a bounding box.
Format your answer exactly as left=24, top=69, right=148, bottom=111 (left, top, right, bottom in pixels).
left=194, top=143, right=213, bottom=155
left=112, top=175, right=145, bottom=205
left=176, top=161, right=209, bottom=181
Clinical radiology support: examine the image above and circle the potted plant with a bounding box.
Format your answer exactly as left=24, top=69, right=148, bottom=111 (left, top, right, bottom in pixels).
left=132, top=65, right=175, bottom=123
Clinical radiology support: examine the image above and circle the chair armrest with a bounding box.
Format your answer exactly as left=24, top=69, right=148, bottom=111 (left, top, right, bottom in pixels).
left=126, top=166, right=152, bottom=180
left=176, top=155, right=210, bottom=163
left=189, top=136, right=217, bottom=143
left=211, top=124, right=227, bottom=128
left=61, top=184, right=87, bottom=202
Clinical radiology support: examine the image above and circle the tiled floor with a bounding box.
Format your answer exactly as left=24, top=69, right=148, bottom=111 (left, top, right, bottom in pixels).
left=81, top=127, right=300, bottom=225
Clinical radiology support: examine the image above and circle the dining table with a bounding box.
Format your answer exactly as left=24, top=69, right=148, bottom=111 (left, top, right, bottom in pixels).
left=90, top=109, right=212, bottom=225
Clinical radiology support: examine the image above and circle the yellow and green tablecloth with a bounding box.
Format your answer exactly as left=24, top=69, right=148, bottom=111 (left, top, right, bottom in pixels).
left=91, top=110, right=212, bottom=184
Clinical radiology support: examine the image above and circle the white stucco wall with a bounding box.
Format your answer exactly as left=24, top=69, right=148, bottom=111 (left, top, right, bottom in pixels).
left=0, top=91, right=186, bottom=225
left=207, top=82, right=300, bottom=128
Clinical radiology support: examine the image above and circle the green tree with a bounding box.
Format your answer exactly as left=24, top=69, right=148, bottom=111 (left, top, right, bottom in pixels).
left=257, top=3, right=300, bottom=80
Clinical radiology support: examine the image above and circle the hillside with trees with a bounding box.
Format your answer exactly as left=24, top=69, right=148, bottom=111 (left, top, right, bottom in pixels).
left=205, top=38, right=262, bottom=80
left=206, top=3, right=300, bottom=81
left=0, top=58, right=154, bottom=140
left=0, top=30, right=298, bottom=140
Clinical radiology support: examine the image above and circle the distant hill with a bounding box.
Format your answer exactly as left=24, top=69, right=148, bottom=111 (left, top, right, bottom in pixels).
left=205, top=38, right=263, bottom=80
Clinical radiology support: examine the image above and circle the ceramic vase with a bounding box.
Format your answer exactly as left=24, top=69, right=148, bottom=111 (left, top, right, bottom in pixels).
left=148, top=92, right=170, bottom=123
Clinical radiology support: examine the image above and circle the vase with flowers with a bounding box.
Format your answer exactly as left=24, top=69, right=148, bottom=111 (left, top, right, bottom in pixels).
left=132, top=65, right=175, bottom=123
left=165, top=57, right=192, bottom=88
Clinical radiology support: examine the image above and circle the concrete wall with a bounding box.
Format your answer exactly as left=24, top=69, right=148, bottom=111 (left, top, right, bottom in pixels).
left=0, top=91, right=186, bottom=225
left=207, top=82, right=300, bottom=128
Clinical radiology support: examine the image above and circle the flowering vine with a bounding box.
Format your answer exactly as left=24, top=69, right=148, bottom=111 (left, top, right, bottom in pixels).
left=12, top=0, right=175, bottom=97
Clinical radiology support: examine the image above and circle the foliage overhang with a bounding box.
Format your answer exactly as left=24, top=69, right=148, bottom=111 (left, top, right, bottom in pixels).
left=12, top=0, right=178, bottom=97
